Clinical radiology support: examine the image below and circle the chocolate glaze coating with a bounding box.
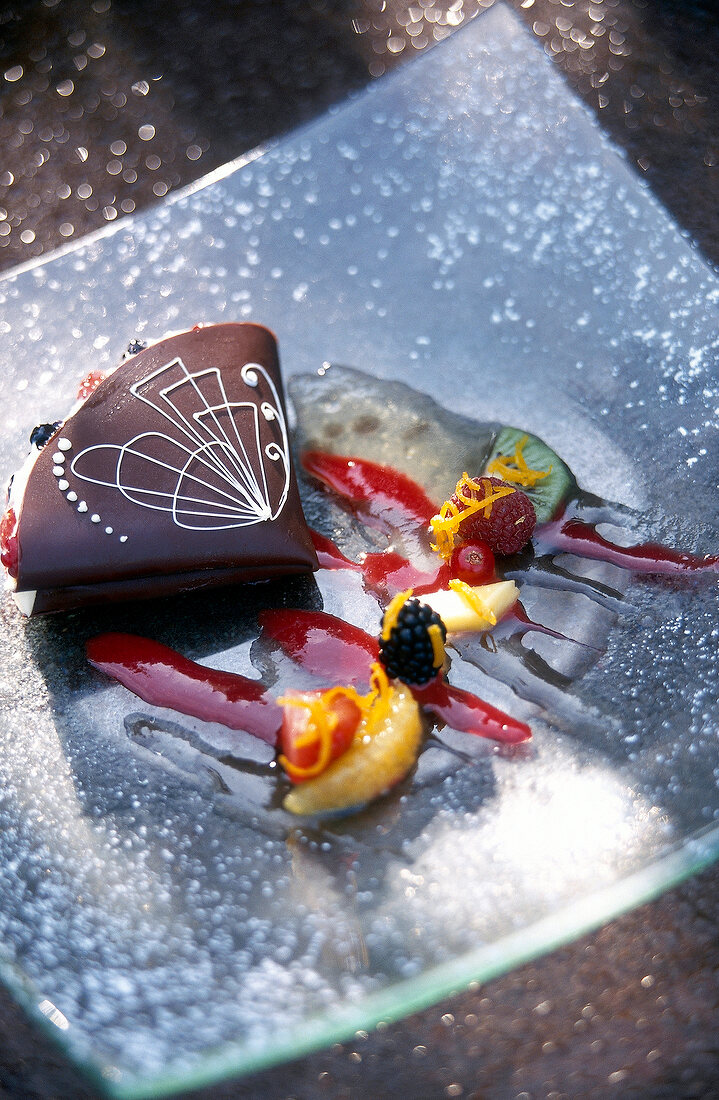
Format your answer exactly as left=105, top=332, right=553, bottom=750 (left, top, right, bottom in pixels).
left=15, top=323, right=317, bottom=610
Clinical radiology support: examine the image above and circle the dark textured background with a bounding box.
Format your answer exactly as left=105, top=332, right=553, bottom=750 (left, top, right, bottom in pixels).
left=1, top=1, right=718, bottom=1097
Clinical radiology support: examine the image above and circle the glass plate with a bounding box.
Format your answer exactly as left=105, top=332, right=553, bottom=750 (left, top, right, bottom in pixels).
left=0, top=5, right=717, bottom=1096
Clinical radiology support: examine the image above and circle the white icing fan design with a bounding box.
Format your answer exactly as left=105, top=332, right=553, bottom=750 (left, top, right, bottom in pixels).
left=70, top=358, right=291, bottom=530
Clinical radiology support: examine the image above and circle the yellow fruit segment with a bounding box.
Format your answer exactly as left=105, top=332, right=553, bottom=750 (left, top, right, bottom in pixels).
left=421, top=580, right=518, bottom=633
left=284, top=684, right=423, bottom=816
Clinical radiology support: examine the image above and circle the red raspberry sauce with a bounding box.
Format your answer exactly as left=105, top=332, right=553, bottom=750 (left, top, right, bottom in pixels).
left=305, top=451, right=719, bottom=578
left=258, top=608, right=378, bottom=688
left=536, top=517, right=719, bottom=575
left=76, top=370, right=109, bottom=402
left=87, top=633, right=281, bottom=746
left=309, top=529, right=362, bottom=572
left=302, top=451, right=437, bottom=532
left=0, top=506, right=18, bottom=578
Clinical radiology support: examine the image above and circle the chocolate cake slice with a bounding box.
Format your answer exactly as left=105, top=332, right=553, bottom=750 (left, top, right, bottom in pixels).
left=2, top=323, right=318, bottom=614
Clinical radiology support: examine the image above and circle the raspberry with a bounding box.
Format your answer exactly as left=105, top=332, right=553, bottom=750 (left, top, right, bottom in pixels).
left=378, top=597, right=446, bottom=686
left=76, top=370, right=108, bottom=402
left=452, top=475, right=536, bottom=556
left=0, top=506, right=18, bottom=578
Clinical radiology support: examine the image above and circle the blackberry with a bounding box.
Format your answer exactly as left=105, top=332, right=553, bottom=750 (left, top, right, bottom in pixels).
left=379, top=597, right=447, bottom=686
left=30, top=421, right=61, bottom=449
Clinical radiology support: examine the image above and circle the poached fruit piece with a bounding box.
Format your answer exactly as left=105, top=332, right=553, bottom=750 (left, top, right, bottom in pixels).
left=284, top=680, right=423, bottom=817
left=422, top=579, right=519, bottom=633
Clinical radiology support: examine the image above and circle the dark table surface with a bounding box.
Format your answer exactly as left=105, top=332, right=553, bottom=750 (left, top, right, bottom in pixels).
left=1, top=2, right=718, bottom=1097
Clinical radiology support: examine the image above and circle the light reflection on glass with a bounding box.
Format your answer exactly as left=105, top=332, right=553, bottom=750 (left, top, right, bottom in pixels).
left=38, top=998, right=70, bottom=1030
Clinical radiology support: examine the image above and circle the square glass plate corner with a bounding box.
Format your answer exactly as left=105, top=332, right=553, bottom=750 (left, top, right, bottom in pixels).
left=0, top=5, right=718, bottom=1096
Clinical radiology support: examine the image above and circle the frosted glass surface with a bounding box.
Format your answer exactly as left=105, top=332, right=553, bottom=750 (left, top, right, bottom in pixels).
left=0, top=6, right=717, bottom=1096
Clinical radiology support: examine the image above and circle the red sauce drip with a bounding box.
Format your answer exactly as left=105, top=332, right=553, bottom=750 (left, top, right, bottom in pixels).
left=302, top=451, right=437, bottom=533
left=306, top=451, right=717, bottom=581
left=361, top=539, right=496, bottom=599
left=86, top=613, right=530, bottom=756
left=76, top=369, right=109, bottom=402
left=310, top=532, right=449, bottom=599
left=0, top=506, right=18, bottom=578
left=537, top=518, right=719, bottom=575
left=309, top=529, right=362, bottom=572
left=86, top=633, right=281, bottom=745
left=258, top=608, right=378, bottom=686
left=362, top=550, right=449, bottom=599
left=411, top=676, right=531, bottom=744
left=83, top=459, right=716, bottom=770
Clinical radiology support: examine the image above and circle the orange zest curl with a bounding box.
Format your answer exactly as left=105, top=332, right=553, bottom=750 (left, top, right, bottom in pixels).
left=430, top=474, right=515, bottom=561
left=486, top=434, right=551, bottom=488
left=448, top=578, right=497, bottom=627
left=427, top=623, right=446, bottom=670
left=382, top=588, right=414, bottom=641
left=363, top=661, right=393, bottom=734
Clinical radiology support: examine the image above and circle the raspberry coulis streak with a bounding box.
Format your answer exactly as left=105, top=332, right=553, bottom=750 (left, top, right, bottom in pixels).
left=302, top=451, right=437, bottom=531
left=84, top=458, right=716, bottom=773
left=411, top=677, right=531, bottom=745
left=88, top=619, right=530, bottom=752
left=309, top=529, right=362, bottom=572
left=536, top=517, right=719, bottom=575
left=86, top=633, right=281, bottom=745
left=307, top=452, right=719, bottom=577
left=258, top=608, right=378, bottom=686
left=362, top=549, right=449, bottom=598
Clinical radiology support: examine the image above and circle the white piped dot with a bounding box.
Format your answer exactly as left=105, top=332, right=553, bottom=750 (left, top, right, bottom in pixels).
left=77, top=501, right=88, bottom=513
left=58, top=479, right=69, bottom=491
left=105, top=526, right=113, bottom=534
left=53, top=465, right=64, bottom=476
left=119, top=535, right=128, bottom=543
left=91, top=514, right=101, bottom=523
left=52, top=452, right=65, bottom=464
left=66, top=491, right=77, bottom=502
left=57, top=438, right=72, bottom=451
